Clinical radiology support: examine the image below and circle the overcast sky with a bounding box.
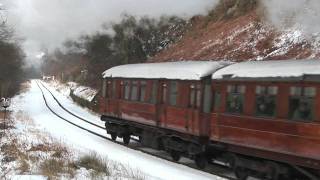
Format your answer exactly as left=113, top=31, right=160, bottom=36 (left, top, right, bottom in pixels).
left=0, top=0, right=218, bottom=65
left=1, top=0, right=319, bottom=66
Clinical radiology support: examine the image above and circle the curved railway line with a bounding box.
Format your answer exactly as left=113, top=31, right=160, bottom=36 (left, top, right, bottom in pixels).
left=35, top=80, right=238, bottom=180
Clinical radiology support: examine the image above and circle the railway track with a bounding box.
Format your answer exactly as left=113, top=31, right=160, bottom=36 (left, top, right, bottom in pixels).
left=35, top=80, right=237, bottom=180
left=37, top=80, right=141, bottom=142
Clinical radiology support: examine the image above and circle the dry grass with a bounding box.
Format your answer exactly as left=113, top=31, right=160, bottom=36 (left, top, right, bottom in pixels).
left=1, top=108, right=145, bottom=180
left=40, top=159, right=64, bottom=178
left=76, top=153, right=145, bottom=180
left=39, top=156, right=77, bottom=179
left=76, top=152, right=110, bottom=177
left=110, top=162, right=146, bottom=180
left=1, top=139, right=21, bottom=161
left=17, top=159, right=30, bottom=173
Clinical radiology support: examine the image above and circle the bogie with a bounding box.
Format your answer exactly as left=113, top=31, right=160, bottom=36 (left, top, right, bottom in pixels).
left=123, top=134, right=130, bottom=145
left=110, top=132, right=117, bottom=141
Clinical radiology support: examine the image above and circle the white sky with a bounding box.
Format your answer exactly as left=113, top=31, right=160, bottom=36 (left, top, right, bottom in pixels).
left=0, top=0, right=218, bottom=65
left=2, top=0, right=319, bottom=66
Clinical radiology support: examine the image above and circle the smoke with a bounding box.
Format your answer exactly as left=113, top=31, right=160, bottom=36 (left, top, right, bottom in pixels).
left=262, top=0, right=320, bottom=36
left=0, top=0, right=218, bottom=65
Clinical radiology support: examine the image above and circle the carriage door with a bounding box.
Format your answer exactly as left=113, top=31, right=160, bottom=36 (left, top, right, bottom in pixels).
left=107, top=79, right=120, bottom=118
left=99, top=79, right=107, bottom=113
left=187, top=82, right=202, bottom=134
left=157, top=81, right=168, bottom=127
left=201, top=78, right=213, bottom=136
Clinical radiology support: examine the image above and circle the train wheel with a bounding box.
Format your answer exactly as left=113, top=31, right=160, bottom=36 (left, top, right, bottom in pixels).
left=170, top=150, right=181, bottom=162
left=234, top=167, right=249, bottom=180
left=195, top=154, right=207, bottom=169
left=123, top=134, right=130, bottom=145
left=110, top=132, right=117, bottom=141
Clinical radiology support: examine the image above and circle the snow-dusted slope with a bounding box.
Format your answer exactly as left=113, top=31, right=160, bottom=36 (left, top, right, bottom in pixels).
left=151, top=7, right=320, bottom=62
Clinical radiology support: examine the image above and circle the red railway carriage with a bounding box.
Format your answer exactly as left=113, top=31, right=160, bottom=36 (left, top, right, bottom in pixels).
left=210, top=60, right=320, bottom=179
left=99, top=61, right=230, bottom=163
left=100, top=60, right=320, bottom=179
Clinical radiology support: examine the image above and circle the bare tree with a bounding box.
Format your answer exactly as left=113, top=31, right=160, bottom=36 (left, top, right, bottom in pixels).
left=0, top=6, right=25, bottom=97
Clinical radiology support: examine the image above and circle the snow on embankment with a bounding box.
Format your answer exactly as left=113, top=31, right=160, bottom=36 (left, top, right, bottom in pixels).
left=71, top=85, right=98, bottom=102
left=48, top=80, right=98, bottom=102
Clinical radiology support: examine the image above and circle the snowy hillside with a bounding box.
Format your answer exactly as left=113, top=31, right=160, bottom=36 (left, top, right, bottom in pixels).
left=151, top=1, right=320, bottom=62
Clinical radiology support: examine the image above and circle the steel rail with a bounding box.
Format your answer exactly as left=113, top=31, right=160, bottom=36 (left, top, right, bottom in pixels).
left=35, top=80, right=236, bottom=180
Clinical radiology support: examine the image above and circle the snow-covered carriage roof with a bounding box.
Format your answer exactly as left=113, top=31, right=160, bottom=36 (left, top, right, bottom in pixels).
left=212, top=59, right=320, bottom=81
left=102, top=61, right=231, bottom=80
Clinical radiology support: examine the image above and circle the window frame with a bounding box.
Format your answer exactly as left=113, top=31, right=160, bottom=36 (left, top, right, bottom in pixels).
left=225, top=84, right=246, bottom=114
left=139, top=80, right=147, bottom=102
left=255, top=85, right=278, bottom=118
left=169, top=81, right=178, bottom=106
left=123, top=80, right=131, bottom=100
left=161, top=82, right=168, bottom=104
left=189, top=83, right=202, bottom=109
left=102, top=79, right=107, bottom=98
left=112, top=80, right=117, bottom=99
left=202, top=82, right=212, bottom=113
left=213, top=87, right=221, bottom=112
left=130, top=80, right=139, bottom=101
left=150, top=81, right=158, bottom=104
left=288, top=86, right=316, bottom=122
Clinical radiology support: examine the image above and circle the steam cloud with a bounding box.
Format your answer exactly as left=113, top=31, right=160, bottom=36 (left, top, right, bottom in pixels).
left=0, top=0, right=218, bottom=64
left=262, top=0, right=320, bottom=36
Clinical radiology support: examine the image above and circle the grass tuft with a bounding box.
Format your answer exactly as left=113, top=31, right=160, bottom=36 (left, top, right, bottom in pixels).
left=76, top=152, right=110, bottom=176
left=40, top=158, right=65, bottom=178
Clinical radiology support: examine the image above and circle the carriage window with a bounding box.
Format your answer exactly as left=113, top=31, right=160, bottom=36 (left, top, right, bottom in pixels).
left=289, top=87, right=315, bottom=122
left=124, top=80, right=130, bottom=100
left=169, top=81, right=178, bottom=106
left=203, top=84, right=212, bottom=113
left=112, top=80, right=117, bottom=99
left=189, top=84, right=201, bottom=108
left=161, top=83, right=167, bottom=103
left=255, top=86, right=277, bottom=117
left=107, top=80, right=112, bottom=98
left=196, top=84, right=202, bottom=108
left=140, top=81, right=147, bottom=102
left=214, top=91, right=221, bottom=112
left=189, top=86, right=195, bottom=107
left=102, top=79, right=107, bottom=98
left=131, top=81, right=138, bottom=101
left=150, top=81, right=158, bottom=104
left=226, top=85, right=245, bottom=114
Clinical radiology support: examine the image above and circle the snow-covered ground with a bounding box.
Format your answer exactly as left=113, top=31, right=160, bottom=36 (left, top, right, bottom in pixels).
left=2, top=80, right=225, bottom=180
